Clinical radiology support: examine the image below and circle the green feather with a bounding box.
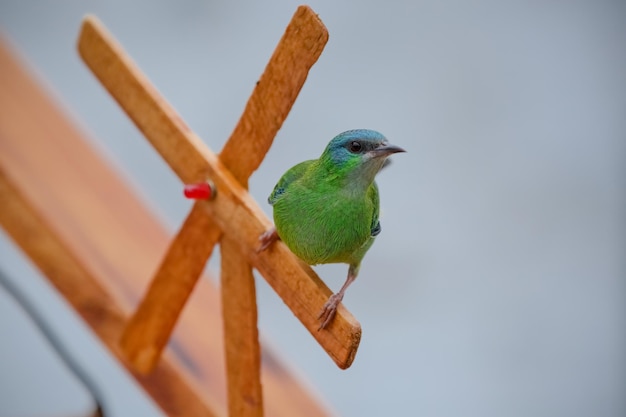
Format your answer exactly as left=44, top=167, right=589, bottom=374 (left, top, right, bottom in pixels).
left=267, top=129, right=403, bottom=274
left=270, top=159, right=380, bottom=269
left=264, top=129, right=404, bottom=329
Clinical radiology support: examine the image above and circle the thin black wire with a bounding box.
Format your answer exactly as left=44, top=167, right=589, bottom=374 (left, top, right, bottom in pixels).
left=0, top=267, right=106, bottom=417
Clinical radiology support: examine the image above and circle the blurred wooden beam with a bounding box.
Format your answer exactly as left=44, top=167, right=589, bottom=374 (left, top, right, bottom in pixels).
left=0, top=153, right=221, bottom=417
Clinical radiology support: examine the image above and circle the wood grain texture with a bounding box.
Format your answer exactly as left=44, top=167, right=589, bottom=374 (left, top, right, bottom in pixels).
left=77, top=13, right=361, bottom=369
left=221, top=238, right=263, bottom=417
left=220, top=5, right=329, bottom=187
left=120, top=202, right=220, bottom=373
left=0, top=38, right=335, bottom=417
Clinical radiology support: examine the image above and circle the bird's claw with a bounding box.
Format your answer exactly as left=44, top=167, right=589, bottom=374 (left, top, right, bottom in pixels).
left=317, top=293, right=343, bottom=330
left=257, top=227, right=279, bottom=253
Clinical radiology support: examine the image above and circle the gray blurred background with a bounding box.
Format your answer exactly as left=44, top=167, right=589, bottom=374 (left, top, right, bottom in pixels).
left=1, top=1, right=625, bottom=416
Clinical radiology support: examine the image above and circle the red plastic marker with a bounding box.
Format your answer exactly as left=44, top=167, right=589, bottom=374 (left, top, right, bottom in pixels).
left=184, top=182, right=214, bottom=200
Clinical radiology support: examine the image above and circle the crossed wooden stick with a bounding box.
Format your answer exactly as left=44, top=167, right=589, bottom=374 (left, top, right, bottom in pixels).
left=76, top=6, right=361, bottom=417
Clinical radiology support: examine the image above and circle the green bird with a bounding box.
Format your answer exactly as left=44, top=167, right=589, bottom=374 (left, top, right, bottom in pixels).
left=258, top=129, right=405, bottom=329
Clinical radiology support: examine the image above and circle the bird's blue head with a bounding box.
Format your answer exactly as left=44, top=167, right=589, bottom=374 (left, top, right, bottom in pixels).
left=319, top=129, right=405, bottom=185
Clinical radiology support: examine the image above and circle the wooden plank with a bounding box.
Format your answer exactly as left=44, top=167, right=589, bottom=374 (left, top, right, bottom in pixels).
left=221, top=238, right=263, bottom=417
left=0, top=164, right=219, bottom=417
left=0, top=38, right=334, bottom=417
left=77, top=13, right=361, bottom=369
left=120, top=5, right=328, bottom=376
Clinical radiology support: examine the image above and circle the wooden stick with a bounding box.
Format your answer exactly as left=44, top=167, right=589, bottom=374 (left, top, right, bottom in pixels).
left=220, top=5, right=329, bottom=188
left=119, top=202, right=220, bottom=372
left=118, top=5, right=329, bottom=374
left=221, top=237, right=263, bottom=417
left=78, top=13, right=360, bottom=368
left=198, top=185, right=361, bottom=369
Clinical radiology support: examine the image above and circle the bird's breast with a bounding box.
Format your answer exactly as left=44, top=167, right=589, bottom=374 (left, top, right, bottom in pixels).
left=272, top=186, right=374, bottom=265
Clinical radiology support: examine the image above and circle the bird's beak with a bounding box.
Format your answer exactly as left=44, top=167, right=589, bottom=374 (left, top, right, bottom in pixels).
left=371, top=143, right=406, bottom=157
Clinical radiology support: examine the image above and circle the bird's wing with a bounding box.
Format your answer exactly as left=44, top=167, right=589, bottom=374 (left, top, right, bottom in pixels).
left=368, top=181, right=381, bottom=236
left=267, top=160, right=312, bottom=205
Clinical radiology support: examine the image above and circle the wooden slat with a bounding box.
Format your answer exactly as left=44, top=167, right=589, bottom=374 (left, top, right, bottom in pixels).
left=221, top=238, right=263, bottom=417
left=120, top=5, right=329, bottom=376
left=220, top=5, right=329, bottom=187
left=0, top=38, right=334, bottom=417
left=78, top=13, right=361, bottom=369
left=119, top=202, right=220, bottom=372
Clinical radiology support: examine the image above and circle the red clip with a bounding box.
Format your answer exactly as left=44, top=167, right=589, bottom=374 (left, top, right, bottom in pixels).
left=184, top=182, right=215, bottom=200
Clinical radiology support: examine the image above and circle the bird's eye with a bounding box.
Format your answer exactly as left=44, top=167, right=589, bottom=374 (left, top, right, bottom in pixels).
left=349, top=141, right=362, bottom=153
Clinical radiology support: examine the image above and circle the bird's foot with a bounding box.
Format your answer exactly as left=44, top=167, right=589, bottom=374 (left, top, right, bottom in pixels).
left=257, top=227, right=279, bottom=252
left=317, top=293, right=344, bottom=330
